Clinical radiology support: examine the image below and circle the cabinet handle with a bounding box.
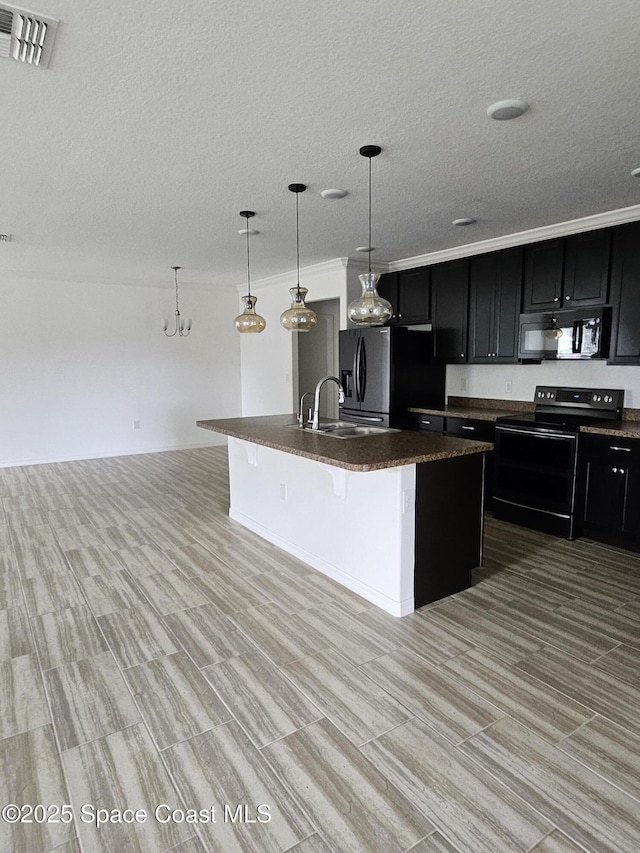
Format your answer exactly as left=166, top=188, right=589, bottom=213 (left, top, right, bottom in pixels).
left=620, top=468, right=626, bottom=475
left=612, top=467, right=618, bottom=473
left=565, top=295, right=571, bottom=300
left=421, top=420, right=431, bottom=425
left=610, top=446, right=631, bottom=452
left=460, top=353, right=465, bottom=358
left=553, top=297, right=559, bottom=302
left=462, top=425, right=475, bottom=431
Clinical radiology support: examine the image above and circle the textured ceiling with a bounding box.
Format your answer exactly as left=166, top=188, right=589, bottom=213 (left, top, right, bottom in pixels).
left=2, top=0, right=640, bottom=288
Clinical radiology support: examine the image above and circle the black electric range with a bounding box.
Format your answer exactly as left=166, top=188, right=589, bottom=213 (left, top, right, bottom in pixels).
left=493, top=386, right=624, bottom=538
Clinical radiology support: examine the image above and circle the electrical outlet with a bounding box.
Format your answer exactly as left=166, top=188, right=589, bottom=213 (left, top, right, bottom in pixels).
left=460, top=376, right=468, bottom=392
left=133, top=420, right=141, bottom=430
left=0, top=234, right=12, bottom=242
left=402, top=489, right=415, bottom=513
left=505, top=380, right=513, bottom=394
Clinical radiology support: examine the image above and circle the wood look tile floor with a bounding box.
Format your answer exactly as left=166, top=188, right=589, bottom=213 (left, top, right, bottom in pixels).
left=1, top=445, right=640, bottom=852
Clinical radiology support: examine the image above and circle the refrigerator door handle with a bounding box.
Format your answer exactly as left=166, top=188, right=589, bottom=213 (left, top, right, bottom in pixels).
left=360, top=337, right=367, bottom=402
left=353, top=337, right=361, bottom=402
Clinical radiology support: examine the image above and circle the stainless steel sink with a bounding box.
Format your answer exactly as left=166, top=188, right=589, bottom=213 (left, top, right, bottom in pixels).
left=287, top=422, right=400, bottom=439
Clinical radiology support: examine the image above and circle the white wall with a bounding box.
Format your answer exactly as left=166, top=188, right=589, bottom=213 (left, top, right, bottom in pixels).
left=447, top=362, right=640, bottom=409
left=0, top=276, right=241, bottom=466
left=238, top=259, right=349, bottom=416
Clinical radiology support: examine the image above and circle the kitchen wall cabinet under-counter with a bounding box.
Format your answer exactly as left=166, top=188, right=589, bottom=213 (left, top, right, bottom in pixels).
left=579, top=432, right=640, bottom=552
left=522, top=229, right=611, bottom=312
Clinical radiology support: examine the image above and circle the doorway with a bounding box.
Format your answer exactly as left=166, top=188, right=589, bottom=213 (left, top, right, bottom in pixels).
left=296, top=299, right=340, bottom=419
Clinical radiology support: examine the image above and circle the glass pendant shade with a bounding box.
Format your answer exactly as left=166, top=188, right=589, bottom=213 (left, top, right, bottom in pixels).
left=280, top=287, right=318, bottom=332
left=234, top=210, right=266, bottom=334
left=347, top=144, right=394, bottom=326
left=234, top=295, right=266, bottom=333
left=347, top=272, right=392, bottom=325
left=281, top=183, right=318, bottom=333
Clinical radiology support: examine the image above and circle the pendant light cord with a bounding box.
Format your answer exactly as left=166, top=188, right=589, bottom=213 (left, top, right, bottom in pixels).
left=174, top=267, right=180, bottom=315
left=245, top=219, right=252, bottom=301
left=295, top=190, right=301, bottom=296
left=367, top=154, right=372, bottom=274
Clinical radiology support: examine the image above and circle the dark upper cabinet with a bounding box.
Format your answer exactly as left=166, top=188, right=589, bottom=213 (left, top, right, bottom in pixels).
left=397, top=266, right=430, bottom=323
left=608, top=220, right=640, bottom=365
left=563, top=229, right=611, bottom=306
left=523, top=230, right=611, bottom=312
left=376, top=272, right=398, bottom=324
left=469, top=247, right=523, bottom=363
left=523, top=239, right=564, bottom=311
left=431, top=258, right=469, bottom=363
left=376, top=267, right=430, bottom=324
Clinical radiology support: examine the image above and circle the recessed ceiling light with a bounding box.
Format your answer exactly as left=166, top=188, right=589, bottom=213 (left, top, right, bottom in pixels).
left=356, top=246, right=375, bottom=252
left=632, top=167, right=640, bottom=178
left=238, top=228, right=259, bottom=235
left=487, top=99, right=528, bottom=120
left=452, top=217, right=476, bottom=226
left=321, top=188, right=348, bottom=199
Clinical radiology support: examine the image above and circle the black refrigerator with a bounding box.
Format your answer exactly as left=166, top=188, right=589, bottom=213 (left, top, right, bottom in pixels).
left=338, top=326, right=446, bottom=428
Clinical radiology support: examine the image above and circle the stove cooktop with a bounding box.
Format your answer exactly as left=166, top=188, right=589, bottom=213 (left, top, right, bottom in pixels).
left=496, top=385, right=624, bottom=433
left=497, top=411, right=615, bottom=432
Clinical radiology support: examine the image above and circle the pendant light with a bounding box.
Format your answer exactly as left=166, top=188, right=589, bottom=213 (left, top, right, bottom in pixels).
left=162, top=266, right=192, bottom=336
left=234, top=210, right=266, bottom=334
left=347, top=145, right=393, bottom=326
left=280, top=183, right=318, bottom=333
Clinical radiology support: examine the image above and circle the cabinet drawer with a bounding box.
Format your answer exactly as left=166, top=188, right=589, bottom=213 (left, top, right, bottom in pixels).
left=445, top=417, right=495, bottom=442
left=580, top=432, right=640, bottom=463
left=406, top=412, right=445, bottom=433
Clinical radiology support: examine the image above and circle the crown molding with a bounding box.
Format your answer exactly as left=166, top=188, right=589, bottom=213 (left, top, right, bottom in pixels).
left=345, top=256, right=389, bottom=274
left=237, top=257, right=350, bottom=293
left=387, top=204, right=640, bottom=272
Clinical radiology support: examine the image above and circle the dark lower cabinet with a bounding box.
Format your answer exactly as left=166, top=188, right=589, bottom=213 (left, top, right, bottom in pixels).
left=579, top=433, right=640, bottom=552
left=405, top=412, right=445, bottom=433
left=405, top=413, right=494, bottom=507
left=414, top=454, right=484, bottom=606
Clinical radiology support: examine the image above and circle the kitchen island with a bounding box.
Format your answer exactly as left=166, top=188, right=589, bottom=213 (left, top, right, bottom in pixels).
left=196, top=414, right=491, bottom=616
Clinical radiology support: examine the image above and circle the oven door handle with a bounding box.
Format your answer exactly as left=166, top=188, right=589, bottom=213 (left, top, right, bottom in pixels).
left=496, top=426, right=577, bottom=440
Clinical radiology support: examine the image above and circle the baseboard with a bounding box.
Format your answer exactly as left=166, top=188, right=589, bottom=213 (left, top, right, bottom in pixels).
left=229, top=507, right=414, bottom=617
left=0, top=437, right=227, bottom=469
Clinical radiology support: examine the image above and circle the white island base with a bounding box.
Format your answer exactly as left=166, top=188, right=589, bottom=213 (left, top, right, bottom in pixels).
left=227, top=437, right=418, bottom=616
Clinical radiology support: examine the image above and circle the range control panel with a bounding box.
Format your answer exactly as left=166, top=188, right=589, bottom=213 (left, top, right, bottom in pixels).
left=534, top=386, right=624, bottom=411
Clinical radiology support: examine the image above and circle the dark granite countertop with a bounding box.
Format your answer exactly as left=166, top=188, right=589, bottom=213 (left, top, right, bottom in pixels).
left=581, top=420, right=640, bottom=439
left=408, top=396, right=535, bottom=422
left=196, top=414, right=492, bottom=472
left=408, top=404, right=521, bottom=422
left=408, top=397, right=640, bottom=438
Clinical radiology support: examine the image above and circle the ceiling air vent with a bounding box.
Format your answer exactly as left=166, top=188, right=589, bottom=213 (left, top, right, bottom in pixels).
left=0, top=3, right=59, bottom=68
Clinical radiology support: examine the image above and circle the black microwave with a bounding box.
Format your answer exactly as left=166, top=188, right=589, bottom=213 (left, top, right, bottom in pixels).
left=518, top=307, right=611, bottom=360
